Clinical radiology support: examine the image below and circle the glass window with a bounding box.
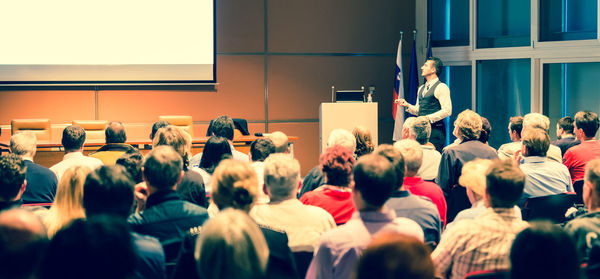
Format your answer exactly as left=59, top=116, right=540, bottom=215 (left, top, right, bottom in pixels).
left=477, top=0, right=530, bottom=48
left=476, top=59, right=531, bottom=148
left=543, top=62, right=600, bottom=140
left=428, top=0, right=470, bottom=47
left=442, top=65, right=472, bottom=144
left=539, top=0, right=597, bottom=41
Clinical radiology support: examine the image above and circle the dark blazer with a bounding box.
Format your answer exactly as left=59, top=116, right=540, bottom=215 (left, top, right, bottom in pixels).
left=21, top=160, right=58, bottom=204
left=552, top=136, right=580, bottom=156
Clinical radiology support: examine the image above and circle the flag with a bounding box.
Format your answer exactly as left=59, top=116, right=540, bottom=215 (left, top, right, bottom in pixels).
left=406, top=38, right=419, bottom=120
left=392, top=36, right=404, bottom=141
left=424, top=33, right=432, bottom=84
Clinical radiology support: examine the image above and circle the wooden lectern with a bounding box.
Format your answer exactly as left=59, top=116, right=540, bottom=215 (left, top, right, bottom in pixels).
left=319, top=102, right=378, bottom=153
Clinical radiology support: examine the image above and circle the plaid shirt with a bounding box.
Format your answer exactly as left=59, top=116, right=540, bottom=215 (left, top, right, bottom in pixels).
left=432, top=207, right=528, bottom=279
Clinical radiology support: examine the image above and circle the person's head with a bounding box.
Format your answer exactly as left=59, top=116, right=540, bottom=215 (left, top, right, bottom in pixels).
left=143, top=145, right=184, bottom=191
left=200, top=136, right=233, bottom=174
left=521, top=128, right=550, bottom=157
left=150, top=119, right=170, bottom=140
left=352, top=126, right=375, bottom=158
left=393, top=139, right=422, bottom=177
left=0, top=208, right=48, bottom=279
left=374, top=145, right=405, bottom=190
left=152, top=125, right=192, bottom=169
left=266, top=131, right=289, bottom=153
left=0, top=154, right=27, bottom=202
left=61, top=125, right=86, bottom=152
left=485, top=159, right=525, bottom=208
left=250, top=138, right=275, bottom=162
left=479, top=117, right=491, bottom=144
left=263, top=154, right=300, bottom=202
left=355, top=232, right=434, bottom=279
left=115, top=151, right=144, bottom=184
left=556, top=116, right=575, bottom=138
left=211, top=159, right=258, bottom=213
left=583, top=158, right=600, bottom=211
left=458, top=159, right=493, bottom=204
left=402, top=117, right=417, bottom=140
left=574, top=111, right=600, bottom=139
left=353, top=154, right=398, bottom=210
left=10, top=132, right=37, bottom=159
left=510, top=221, right=579, bottom=279
left=409, top=116, right=432, bottom=145
left=105, top=121, right=126, bottom=144
left=453, top=109, right=482, bottom=141
left=326, top=128, right=356, bottom=153
left=421, top=57, right=443, bottom=77
left=508, top=116, right=524, bottom=141
left=523, top=113, right=550, bottom=132
left=195, top=208, right=269, bottom=279
left=320, top=145, right=355, bottom=187
left=40, top=216, right=136, bottom=279
left=211, top=116, right=235, bottom=141
left=52, top=165, right=91, bottom=216
left=83, top=165, right=135, bottom=219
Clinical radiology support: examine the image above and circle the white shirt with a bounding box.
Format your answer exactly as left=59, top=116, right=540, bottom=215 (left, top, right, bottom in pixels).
left=49, top=152, right=103, bottom=181
left=418, top=144, right=442, bottom=181
left=406, top=78, right=452, bottom=123
left=250, top=161, right=270, bottom=204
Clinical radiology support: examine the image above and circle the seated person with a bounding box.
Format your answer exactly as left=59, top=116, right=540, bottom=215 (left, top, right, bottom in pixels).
left=89, top=121, right=138, bottom=165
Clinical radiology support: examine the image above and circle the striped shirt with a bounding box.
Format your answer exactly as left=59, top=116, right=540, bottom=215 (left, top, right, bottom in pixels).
left=432, top=207, right=528, bottom=279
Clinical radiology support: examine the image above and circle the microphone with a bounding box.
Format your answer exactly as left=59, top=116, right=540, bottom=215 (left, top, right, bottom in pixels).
left=254, top=133, right=272, bottom=137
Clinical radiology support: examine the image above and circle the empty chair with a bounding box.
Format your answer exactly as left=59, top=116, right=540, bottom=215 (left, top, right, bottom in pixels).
left=72, top=120, right=108, bottom=142
left=11, top=119, right=51, bottom=141
left=522, top=193, right=577, bottom=223
left=573, top=180, right=584, bottom=204
left=159, top=115, right=193, bottom=137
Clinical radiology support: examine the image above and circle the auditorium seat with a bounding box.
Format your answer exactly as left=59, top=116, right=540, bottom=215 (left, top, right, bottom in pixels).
left=522, top=193, right=577, bottom=223
left=72, top=120, right=108, bottom=142
left=159, top=115, right=194, bottom=137
left=464, top=269, right=509, bottom=279
left=11, top=119, right=51, bottom=141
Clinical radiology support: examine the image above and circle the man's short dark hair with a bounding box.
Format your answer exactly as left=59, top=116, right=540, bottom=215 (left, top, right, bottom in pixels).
left=522, top=128, right=550, bottom=157
left=0, top=154, right=26, bottom=201
left=486, top=159, right=525, bottom=208
left=143, top=145, right=183, bottom=190
left=115, top=151, right=144, bottom=184
left=211, top=116, right=235, bottom=140
left=557, top=116, right=575, bottom=134
left=250, top=138, right=275, bottom=162
left=575, top=111, right=600, bottom=138
left=105, top=121, right=126, bottom=144
left=374, top=145, right=405, bottom=189
left=428, top=57, right=443, bottom=76
left=83, top=165, right=135, bottom=218
left=151, top=120, right=170, bottom=140
left=509, top=116, right=524, bottom=136
left=61, top=125, right=86, bottom=151
left=353, top=154, right=398, bottom=207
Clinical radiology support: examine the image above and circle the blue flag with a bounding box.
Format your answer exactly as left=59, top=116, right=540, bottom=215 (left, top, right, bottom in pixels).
left=406, top=39, right=419, bottom=119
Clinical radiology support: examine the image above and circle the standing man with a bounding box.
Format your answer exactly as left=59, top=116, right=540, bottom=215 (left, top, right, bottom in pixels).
left=397, top=57, right=452, bottom=152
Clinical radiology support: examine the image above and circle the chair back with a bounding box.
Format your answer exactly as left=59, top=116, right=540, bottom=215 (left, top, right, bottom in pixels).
left=72, top=120, right=108, bottom=142
left=464, top=269, right=509, bottom=279
left=11, top=119, right=51, bottom=141
left=159, top=115, right=194, bottom=137
left=522, top=193, right=577, bottom=223
left=573, top=180, right=584, bottom=205
left=293, top=251, right=313, bottom=279
left=206, top=118, right=249, bottom=138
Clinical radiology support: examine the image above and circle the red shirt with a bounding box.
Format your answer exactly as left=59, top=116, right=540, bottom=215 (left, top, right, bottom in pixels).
left=563, top=140, right=600, bottom=184
left=403, top=176, right=447, bottom=225
left=300, top=185, right=356, bottom=225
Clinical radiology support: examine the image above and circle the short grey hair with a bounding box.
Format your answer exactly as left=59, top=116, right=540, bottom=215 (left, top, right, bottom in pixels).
left=267, top=131, right=289, bottom=153
left=327, top=129, right=356, bottom=152
left=10, top=132, right=37, bottom=156
left=523, top=113, right=550, bottom=132
left=409, top=116, right=432, bottom=145
left=263, top=154, right=300, bottom=200
left=393, top=139, right=423, bottom=172
left=402, top=117, right=416, bottom=132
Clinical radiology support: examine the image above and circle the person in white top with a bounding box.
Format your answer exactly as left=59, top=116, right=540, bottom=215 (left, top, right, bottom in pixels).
left=249, top=137, right=277, bottom=204
left=50, top=125, right=103, bottom=181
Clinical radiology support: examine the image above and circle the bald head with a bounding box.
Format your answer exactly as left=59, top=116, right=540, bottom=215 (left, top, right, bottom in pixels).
left=267, top=131, right=289, bottom=153
left=106, top=121, right=126, bottom=144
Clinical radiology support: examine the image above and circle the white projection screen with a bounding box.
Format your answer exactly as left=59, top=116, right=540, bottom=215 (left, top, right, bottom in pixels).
left=0, top=0, right=215, bottom=85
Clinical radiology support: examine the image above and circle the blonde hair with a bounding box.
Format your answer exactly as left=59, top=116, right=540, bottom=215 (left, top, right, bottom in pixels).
left=458, top=159, right=493, bottom=200
left=267, top=131, right=289, bottom=153
left=43, top=165, right=91, bottom=237
left=195, top=208, right=269, bottom=279
left=152, top=125, right=192, bottom=168
left=264, top=153, right=300, bottom=201
left=352, top=126, right=375, bottom=157
left=211, top=159, right=258, bottom=212
left=454, top=109, right=482, bottom=140
left=393, top=139, right=423, bottom=173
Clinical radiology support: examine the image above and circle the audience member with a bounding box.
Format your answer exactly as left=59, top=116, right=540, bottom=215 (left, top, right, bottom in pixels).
left=511, top=221, right=579, bottom=279
left=401, top=117, right=417, bottom=140
left=10, top=132, right=57, bottom=204
left=407, top=116, right=441, bottom=181
left=42, top=165, right=90, bottom=237
left=523, top=113, right=563, bottom=162
left=40, top=216, right=137, bottom=279
left=564, top=110, right=600, bottom=184
left=352, top=126, right=374, bottom=158
left=0, top=154, right=27, bottom=211
left=150, top=120, right=170, bottom=140
left=0, top=208, right=48, bottom=279
left=355, top=232, right=434, bottom=279
left=49, top=125, right=102, bottom=181
left=249, top=137, right=276, bottom=204
left=116, top=151, right=144, bottom=184
left=498, top=116, right=524, bottom=160
left=89, top=121, right=138, bottom=165
left=128, top=146, right=208, bottom=242
left=377, top=144, right=442, bottom=248
left=193, top=136, right=232, bottom=195
left=84, top=165, right=166, bottom=279
left=432, top=159, right=528, bottom=279
left=305, top=153, right=423, bottom=279
left=437, top=109, right=497, bottom=223
left=478, top=116, right=493, bottom=147
left=519, top=128, right=572, bottom=206
left=299, top=128, right=356, bottom=197
left=267, top=131, right=290, bottom=153
left=300, top=145, right=356, bottom=225
left=393, top=140, right=447, bottom=225
left=552, top=116, right=580, bottom=156
left=190, top=115, right=250, bottom=166
left=195, top=209, right=269, bottom=279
